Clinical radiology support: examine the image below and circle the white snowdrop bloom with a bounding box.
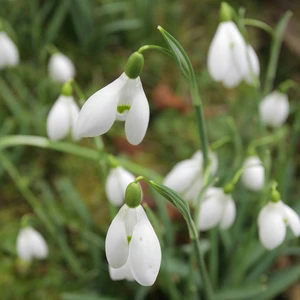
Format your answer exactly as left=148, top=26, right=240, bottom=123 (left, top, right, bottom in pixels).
left=197, top=187, right=236, bottom=231
left=207, top=21, right=260, bottom=88
left=16, top=227, right=48, bottom=261
left=46, top=95, right=80, bottom=141
left=48, top=52, right=76, bottom=83
left=259, top=91, right=289, bottom=128
left=75, top=72, right=150, bottom=145
left=105, top=204, right=161, bottom=286
left=242, top=156, right=265, bottom=191
left=105, top=166, right=135, bottom=206
left=0, top=31, right=19, bottom=69
left=163, top=151, right=218, bottom=204
left=258, top=201, right=300, bottom=250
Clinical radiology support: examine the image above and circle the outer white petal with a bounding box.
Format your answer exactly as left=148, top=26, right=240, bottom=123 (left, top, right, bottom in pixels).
left=242, top=156, right=265, bottom=191
left=282, top=204, right=300, bottom=237
left=16, top=228, right=33, bottom=261
left=223, top=64, right=243, bottom=88
left=185, top=177, right=203, bottom=204
left=258, top=202, right=286, bottom=250
left=75, top=75, right=127, bottom=138
left=220, top=195, right=236, bottom=229
left=164, top=159, right=200, bottom=195
left=259, top=91, right=289, bottom=128
left=105, top=167, right=135, bottom=206
left=198, top=187, right=224, bottom=231
left=48, top=53, right=75, bottom=83
left=0, top=32, right=19, bottom=68
left=46, top=96, right=70, bottom=140
left=28, top=229, right=48, bottom=259
left=207, top=22, right=231, bottom=81
left=244, top=45, right=260, bottom=84
left=105, top=205, right=129, bottom=268
left=125, top=78, right=150, bottom=145
left=109, top=259, right=134, bottom=281
left=69, top=98, right=80, bottom=140
left=129, top=207, right=161, bottom=286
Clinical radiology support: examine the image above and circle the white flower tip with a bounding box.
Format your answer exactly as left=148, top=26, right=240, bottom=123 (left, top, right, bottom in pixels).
left=0, top=32, right=19, bottom=69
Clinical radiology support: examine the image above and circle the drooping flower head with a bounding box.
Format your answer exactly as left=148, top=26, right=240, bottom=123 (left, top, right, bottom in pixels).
left=16, top=226, right=48, bottom=261
left=0, top=31, right=19, bottom=69
left=241, top=156, right=265, bottom=191
left=105, top=182, right=161, bottom=286
left=258, top=200, right=300, bottom=250
left=197, top=187, right=236, bottom=231
left=259, top=91, right=289, bottom=128
left=75, top=52, right=150, bottom=145
left=46, top=82, right=80, bottom=141
left=164, top=151, right=218, bottom=204
left=48, top=52, right=76, bottom=83
left=207, top=4, right=260, bottom=88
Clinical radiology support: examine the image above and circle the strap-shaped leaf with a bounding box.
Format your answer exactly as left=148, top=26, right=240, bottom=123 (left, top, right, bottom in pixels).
left=147, top=180, right=198, bottom=240
left=158, top=26, right=192, bottom=81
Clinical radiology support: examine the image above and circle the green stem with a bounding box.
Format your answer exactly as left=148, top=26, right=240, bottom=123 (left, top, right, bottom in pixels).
left=263, top=11, right=293, bottom=96
left=0, top=151, right=83, bottom=276
left=0, top=135, right=162, bottom=182
left=243, top=18, right=274, bottom=36
left=138, top=44, right=172, bottom=57
left=209, top=228, right=219, bottom=288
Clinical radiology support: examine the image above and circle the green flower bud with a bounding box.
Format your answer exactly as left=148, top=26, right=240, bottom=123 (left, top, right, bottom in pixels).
left=125, top=182, right=142, bottom=208
left=125, top=52, right=144, bottom=79
left=61, top=81, right=73, bottom=97
left=223, top=183, right=234, bottom=194
left=220, top=2, right=233, bottom=22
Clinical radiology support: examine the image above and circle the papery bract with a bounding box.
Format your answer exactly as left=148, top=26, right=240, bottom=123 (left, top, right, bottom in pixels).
left=259, top=91, right=289, bottom=128
left=16, top=227, right=48, bottom=261
left=258, top=201, right=300, bottom=250
left=197, top=187, right=236, bottom=231
left=0, top=31, right=19, bottom=69
left=242, top=156, right=265, bottom=191
left=75, top=73, right=150, bottom=145
left=48, top=52, right=76, bottom=83
left=105, top=204, right=161, bottom=286
left=46, top=95, right=80, bottom=141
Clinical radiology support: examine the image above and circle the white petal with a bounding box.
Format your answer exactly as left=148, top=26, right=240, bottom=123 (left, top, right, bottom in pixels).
left=105, top=167, right=135, bottom=206
left=46, top=96, right=71, bottom=140
left=48, top=53, right=75, bottom=83
left=207, top=22, right=231, bottom=81
left=185, top=177, right=203, bottom=204
left=125, top=78, right=150, bottom=145
left=282, top=204, right=300, bottom=237
left=29, top=229, right=48, bottom=259
left=69, top=98, right=80, bottom=140
left=259, top=91, right=289, bottom=128
left=75, top=75, right=126, bottom=138
left=16, top=228, right=33, bottom=261
left=0, top=32, right=19, bottom=68
left=242, top=156, right=265, bottom=191
left=244, top=45, right=260, bottom=84
left=198, top=187, right=224, bottom=231
left=109, top=259, right=134, bottom=281
left=220, top=195, right=236, bottom=229
left=258, top=202, right=286, bottom=250
left=129, top=207, right=161, bottom=286
left=222, top=64, right=243, bottom=88
left=105, top=205, right=129, bottom=268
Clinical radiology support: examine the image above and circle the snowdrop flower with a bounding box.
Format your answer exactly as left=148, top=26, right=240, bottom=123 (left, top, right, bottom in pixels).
left=164, top=151, right=218, bottom=204
left=207, top=21, right=260, bottom=88
left=0, top=31, right=19, bottom=69
left=197, top=187, right=236, bottom=231
left=16, top=226, right=48, bottom=261
left=105, top=166, right=135, bottom=206
left=105, top=183, right=161, bottom=286
left=75, top=52, right=149, bottom=145
left=48, top=52, right=76, bottom=83
left=241, top=156, right=265, bottom=191
left=259, top=91, right=289, bottom=128
left=258, top=201, right=300, bottom=250
left=46, top=83, right=80, bottom=141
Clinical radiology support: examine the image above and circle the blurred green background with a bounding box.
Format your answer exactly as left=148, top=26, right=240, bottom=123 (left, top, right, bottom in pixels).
left=1, top=0, right=300, bottom=299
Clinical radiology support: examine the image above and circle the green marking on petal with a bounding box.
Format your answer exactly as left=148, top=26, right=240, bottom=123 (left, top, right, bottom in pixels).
left=117, top=105, right=130, bottom=114
left=230, top=42, right=235, bottom=49
left=127, top=236, right=132, bottom=244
